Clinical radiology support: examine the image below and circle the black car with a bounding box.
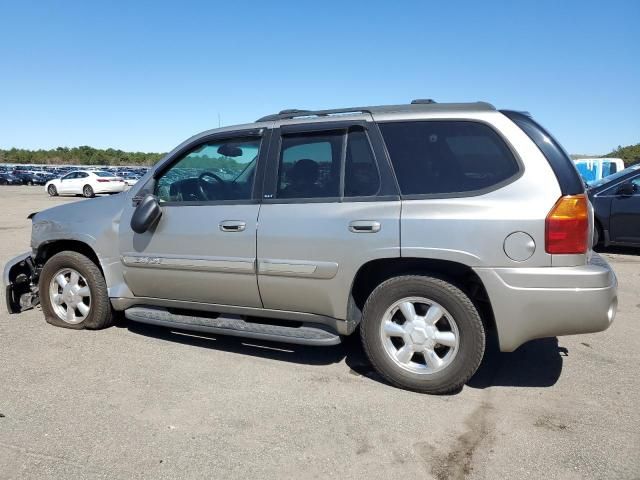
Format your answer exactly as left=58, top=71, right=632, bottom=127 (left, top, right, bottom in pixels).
left=11, top=170, right=55, bottom=185
left=0, top=172, right=22, bottom=185
left=589, top=164, right=640, bottom=247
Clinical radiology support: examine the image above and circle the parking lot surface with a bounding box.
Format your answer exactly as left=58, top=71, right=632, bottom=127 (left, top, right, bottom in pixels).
left=1, top=186, right=638, bottom=480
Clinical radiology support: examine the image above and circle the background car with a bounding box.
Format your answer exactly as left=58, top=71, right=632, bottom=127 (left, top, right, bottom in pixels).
left=0, top=172, right=22, bottom=185
left=45, top=170, right=126, bottom=197
left=589, top=163, right=640, bottom=247
left=120, top=172, right=141, bottom=187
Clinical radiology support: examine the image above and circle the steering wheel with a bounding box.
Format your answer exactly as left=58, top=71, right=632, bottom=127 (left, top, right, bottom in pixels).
left=197, top=171, right=226, bottom=200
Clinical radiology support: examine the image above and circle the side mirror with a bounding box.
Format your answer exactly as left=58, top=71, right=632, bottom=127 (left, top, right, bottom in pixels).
left=616, top=182, right=636, bottom=196
left=130, top=194, right=162, bottom=234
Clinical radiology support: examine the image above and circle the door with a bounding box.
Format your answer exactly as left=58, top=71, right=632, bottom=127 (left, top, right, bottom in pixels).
left=118, top=130, right=267, bottom=306
left=58, top=172, right=79, bottom=193
left=609, top=174, right=640, bottom=244
left=257, top=122, right=401, bottom=320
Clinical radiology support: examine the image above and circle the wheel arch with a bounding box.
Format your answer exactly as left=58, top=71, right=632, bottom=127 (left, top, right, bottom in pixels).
left=36, top=239, right=104, bottom=276
left=349, top=257, right=496, bottom=336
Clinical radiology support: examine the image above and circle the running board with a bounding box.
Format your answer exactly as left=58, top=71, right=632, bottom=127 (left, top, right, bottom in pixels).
left=124, top=306, right=342, bottom=346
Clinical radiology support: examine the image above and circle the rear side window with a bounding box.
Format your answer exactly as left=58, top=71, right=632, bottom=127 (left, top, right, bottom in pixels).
left=379, top=121, right=519, bottom=196
left=344, top=129, right=380, bottom=197
left=278, top=132, right=342, bottom=199
left=276, top=127, right=381, bottom=199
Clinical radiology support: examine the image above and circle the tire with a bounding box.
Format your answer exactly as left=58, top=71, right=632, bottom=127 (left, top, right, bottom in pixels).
left=360, top=275, right=485, bottom=394
left=39, top=251, right=113, bottom=330
left=83, top=184, right=94, bottom=198
left=593, top=221, right=602, bottom=248
left=47, top=185, right=58, bottom=196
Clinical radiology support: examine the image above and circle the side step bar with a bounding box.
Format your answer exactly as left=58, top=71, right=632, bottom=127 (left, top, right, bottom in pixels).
left=124, top=306, right=342, bottom=346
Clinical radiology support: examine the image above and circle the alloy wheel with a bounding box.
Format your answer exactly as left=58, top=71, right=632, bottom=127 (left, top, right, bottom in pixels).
left=380, top=296, right=459, bottom=374
left=48, top=268, right=92, bottom=324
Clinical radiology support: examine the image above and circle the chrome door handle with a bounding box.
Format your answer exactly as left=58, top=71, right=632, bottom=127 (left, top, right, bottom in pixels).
left=349, top=220, right=381, bottom=233
left=219, top=220, right=246, bottom=232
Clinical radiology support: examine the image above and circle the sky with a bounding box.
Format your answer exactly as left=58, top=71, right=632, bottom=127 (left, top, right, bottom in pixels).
left=0, top=0, right=638, bottom=155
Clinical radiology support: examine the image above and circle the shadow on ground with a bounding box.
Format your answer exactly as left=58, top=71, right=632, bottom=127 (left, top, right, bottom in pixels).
left=595, top=245, right=640, bottom=256
left=122, top=320, right=565, bottom=392
left=467, top=336, right=565, bottom=389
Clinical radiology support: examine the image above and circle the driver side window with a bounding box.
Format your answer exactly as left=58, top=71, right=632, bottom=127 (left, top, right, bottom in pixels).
left=155, top=137, right=261, bottom=203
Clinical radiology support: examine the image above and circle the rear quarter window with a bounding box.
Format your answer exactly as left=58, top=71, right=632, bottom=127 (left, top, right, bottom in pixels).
left=379, top=121, right=520, bottom=196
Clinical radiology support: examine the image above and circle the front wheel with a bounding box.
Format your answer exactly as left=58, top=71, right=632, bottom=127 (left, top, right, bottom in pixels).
left=47, top=185, right=58, bottom=196
left=39, top=251, right=113, bottom=330
left=361, top=275, right=485, bottom=394
left=83, top=184, right=95, bottom=198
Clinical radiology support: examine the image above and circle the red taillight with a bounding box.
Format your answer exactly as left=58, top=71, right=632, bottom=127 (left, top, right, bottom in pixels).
left=545, top=194, right=589, bottom=254
left=96, top=179, right=110, bottom=183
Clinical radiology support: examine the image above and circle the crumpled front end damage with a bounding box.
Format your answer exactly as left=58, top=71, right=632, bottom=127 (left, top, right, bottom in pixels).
left=4, top=252, right=40, bottom=313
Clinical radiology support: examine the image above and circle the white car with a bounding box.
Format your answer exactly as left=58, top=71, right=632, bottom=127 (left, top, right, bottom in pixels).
left=121, top=173, right=141, bottom=187
left=45, top=170, right=127, bottom=197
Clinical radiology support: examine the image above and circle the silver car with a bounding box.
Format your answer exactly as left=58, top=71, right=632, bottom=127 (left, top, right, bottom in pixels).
left=4, top=100, right=618, bottom=393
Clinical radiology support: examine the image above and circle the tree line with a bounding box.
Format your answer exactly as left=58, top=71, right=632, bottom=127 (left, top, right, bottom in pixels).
left=1, top=142, right=639, bottom=167
left=606, top=143, right=640, bottom=165
left=0, top=146, right=164, bottom=166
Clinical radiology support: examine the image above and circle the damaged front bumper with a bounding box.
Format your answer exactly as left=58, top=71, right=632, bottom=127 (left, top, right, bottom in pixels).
left=3, top=252, right=39, bottom=313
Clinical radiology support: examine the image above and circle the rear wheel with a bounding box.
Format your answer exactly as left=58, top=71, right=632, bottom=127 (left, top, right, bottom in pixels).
left=39, top=251, right=113, bottom=330
left=594, top=221, right=603, bottom=247
left=83, top=184, right=94, bottom=198
left=47, top=185, right=58, bottom=196
left=361, top=275, right=485, bottom=394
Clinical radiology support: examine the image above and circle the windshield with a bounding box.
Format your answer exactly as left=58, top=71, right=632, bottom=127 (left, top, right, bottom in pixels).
left=95, top=171, right=114, bottom=177
left=590, top=164, right=640, bottom=188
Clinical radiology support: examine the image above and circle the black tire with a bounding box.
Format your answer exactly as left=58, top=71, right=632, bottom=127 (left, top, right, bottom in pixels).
left=360, top=275, right=485, bottom=394
left=39, top=251, right=113, bottom=330
left=47, top=185, right=58, bottom=196
left=593, top=221, right=602, bottom=248
left=83, top=184, right=94, bottom=198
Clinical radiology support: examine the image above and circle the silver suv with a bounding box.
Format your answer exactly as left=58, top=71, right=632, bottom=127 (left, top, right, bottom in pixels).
left=4, top=100, right=618, bottom=393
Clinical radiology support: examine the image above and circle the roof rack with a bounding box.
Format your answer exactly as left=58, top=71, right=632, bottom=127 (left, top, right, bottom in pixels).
left=256, top=100, right=495, bottom=123
left=256, top=107, right=374, bottom=122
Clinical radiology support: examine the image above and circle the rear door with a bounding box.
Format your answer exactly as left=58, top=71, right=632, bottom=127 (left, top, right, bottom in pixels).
left=256, top=121, right=400, bottom=320
left=609, top=173, right=640, bottom=244
left=118, top=129, right=268, bottom=306
left=74, top=172, right=90, bottom=193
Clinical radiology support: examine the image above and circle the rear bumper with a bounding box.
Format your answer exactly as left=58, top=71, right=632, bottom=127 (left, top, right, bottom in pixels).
left=474, top=252, right=617, bottom=352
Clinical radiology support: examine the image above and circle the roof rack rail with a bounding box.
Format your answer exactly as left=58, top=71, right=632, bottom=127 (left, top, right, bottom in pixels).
left=256, top=107, right=374, bottom=122
left=256, top=100, right=495, bottom=123
left=278, top=109, right=312, bottom=115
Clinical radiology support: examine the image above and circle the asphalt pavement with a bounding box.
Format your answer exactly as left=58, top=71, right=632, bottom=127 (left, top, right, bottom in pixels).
left=1, top=186, right=638, bottom=479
